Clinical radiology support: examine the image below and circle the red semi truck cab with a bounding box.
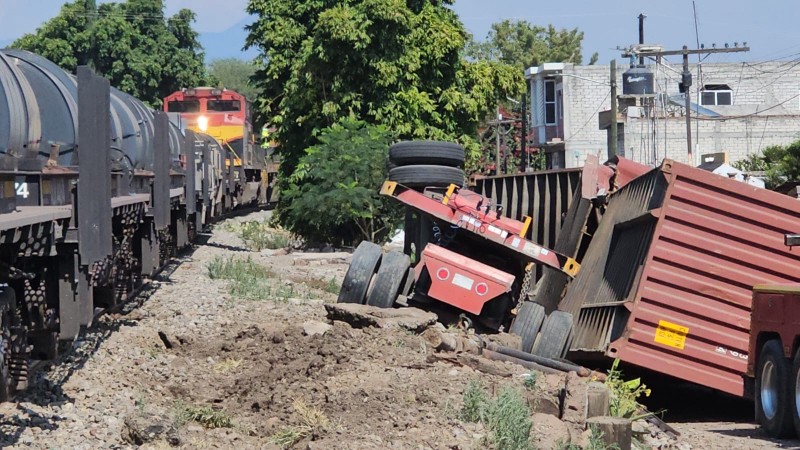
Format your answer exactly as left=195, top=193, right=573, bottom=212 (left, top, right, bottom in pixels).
left=746, top=234, right=800, bottom=438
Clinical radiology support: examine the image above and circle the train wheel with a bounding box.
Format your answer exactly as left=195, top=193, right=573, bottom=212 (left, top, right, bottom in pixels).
left=0, top=309, right=12, bottom=402
left=338, top=241, right=382, bottom=304
left=366, top=251, right=410, bottom=308
left=509, top=302, right=546, bottom=353
left=756, top=340, right=794, bottom=438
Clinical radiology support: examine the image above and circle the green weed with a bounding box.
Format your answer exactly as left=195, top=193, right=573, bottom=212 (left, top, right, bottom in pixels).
left=523, top=372, right=539, bottom=391
left=460, top=381, right=534, bottom=450
left=605, top=359, right=651, bottom=419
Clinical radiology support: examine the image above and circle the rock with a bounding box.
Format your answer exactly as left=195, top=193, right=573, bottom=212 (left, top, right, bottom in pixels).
left=302, top=320, right=332, bottom=337
left=324, top=303, right=437, bottom=333
left=121, top=412, right=180, bottom=446
left=530, top=412, right=572, bottom=449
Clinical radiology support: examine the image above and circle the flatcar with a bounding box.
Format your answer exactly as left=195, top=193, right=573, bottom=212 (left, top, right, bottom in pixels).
left=0, top=49, right=274, bottom=401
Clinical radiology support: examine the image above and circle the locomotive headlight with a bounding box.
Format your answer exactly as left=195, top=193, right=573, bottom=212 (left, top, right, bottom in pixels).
left=197, top=115, right=209, bottom=132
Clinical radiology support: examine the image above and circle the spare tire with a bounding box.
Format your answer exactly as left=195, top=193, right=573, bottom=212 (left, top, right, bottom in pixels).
left=388, top=165, right=465, bottom=189
left=389, top=141, right=465, bottom=167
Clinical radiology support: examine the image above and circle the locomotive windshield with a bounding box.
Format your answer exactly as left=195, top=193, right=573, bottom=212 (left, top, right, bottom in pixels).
left=207, top=100, right=241, bottom=112
left=167, top=100, right=200, bottom=113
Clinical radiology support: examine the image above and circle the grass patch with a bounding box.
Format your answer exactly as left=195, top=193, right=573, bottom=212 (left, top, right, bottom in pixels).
left=208, top=255, right=306, bottom=301
left=461, top=381, right=533, bottom=450
left=269, top=400, right=331, bottom=449
left=225, top=220, right=292, bottom=251
left=175, top=403, right=233, bottom=429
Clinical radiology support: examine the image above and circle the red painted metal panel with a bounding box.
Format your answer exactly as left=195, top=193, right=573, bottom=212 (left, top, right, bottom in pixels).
left=608, top=160, right=800, bottom=396
left=748, top=287, right=800, bottom=377
left=417, top=244, right=515, bottom=315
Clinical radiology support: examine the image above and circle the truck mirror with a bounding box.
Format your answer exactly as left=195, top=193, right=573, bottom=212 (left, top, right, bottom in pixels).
left=786, top=234, right=800, bottom=247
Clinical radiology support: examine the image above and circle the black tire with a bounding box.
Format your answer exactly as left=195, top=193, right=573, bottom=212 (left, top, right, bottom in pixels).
left=401, top=267, right=415, bottom=297
left=389, top=141, right=465, bottom=167
left=756, top=339, right=794, bottom=438
left=532, top=311, right=574, bottom=360
left=388, top=165, right=465, bottom=189
left=792, top=347, right=800, bottom=438
left=509, top=302, right=546, bottom=353
left=338, top=241, right=382, bottom=304
left=366, top=251, right=411, bottom=308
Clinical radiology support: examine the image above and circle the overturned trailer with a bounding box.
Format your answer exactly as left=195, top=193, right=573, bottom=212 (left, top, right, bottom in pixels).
left=541, top=159, right=800, bottom=396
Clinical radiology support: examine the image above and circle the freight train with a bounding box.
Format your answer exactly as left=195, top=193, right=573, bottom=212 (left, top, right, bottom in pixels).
left=0, top=49, right=276, bottom=401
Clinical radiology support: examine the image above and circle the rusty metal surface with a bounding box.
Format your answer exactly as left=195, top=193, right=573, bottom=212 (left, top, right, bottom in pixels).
left=473, top=168, right=581, bottom=283
left=565, top=159, right=800, bottom=396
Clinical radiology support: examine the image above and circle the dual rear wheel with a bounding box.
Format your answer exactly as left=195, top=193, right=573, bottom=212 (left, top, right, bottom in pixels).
left=755, top=339, right=800, bottom=438
left=337, top=242, right=411, bottom=308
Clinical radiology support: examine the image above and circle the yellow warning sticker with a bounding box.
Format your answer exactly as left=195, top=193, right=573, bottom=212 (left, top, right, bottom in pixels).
left=654, top=320, right=689, bottom=350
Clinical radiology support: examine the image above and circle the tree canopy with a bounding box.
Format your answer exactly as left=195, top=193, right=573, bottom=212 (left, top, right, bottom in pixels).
left=208, top=58, right=259, bottom=101
left=245, top=0, right=524, bottom=178
left=12, top=0, right=210, bottom=106
left=734, top=140, right=800, bottom=189
left=466, top=20, right=598, bottom=70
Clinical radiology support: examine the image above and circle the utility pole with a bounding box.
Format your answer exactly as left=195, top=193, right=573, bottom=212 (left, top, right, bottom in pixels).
left=495, top=107, right=501, bottom=175
left=682, top=47, right=693, bottom=165
left=85, top=0, right=97, bottom=71
left=610, top=59, right=618, bottom=158
left=638, top=13, right=646, bottom=65
left=622, top=44, right=749, bottom=166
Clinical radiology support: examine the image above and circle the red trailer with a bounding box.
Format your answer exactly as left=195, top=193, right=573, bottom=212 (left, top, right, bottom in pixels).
left=746, top=233, right=800, bottom=438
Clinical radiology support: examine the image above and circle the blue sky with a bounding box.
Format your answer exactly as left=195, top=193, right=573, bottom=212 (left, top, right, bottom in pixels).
left=2, top=0, right=800, bottom=66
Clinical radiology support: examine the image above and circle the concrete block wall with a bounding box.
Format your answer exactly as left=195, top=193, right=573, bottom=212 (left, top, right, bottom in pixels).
left=554, top=61, right=800, bottom=168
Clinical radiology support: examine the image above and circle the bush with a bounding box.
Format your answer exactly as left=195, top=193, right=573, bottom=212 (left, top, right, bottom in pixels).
left=279, top=118, right=401, bottom=246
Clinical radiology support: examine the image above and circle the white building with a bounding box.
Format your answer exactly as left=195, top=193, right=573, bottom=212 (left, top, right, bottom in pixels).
left=526, top=60, right=800, bottom=169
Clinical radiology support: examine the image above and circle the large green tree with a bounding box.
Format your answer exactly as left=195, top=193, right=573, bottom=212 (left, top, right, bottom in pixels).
left=245, top=0, right=523, bottom=180
left=466, top=20, right=598, bottom=70
left=208, top=58, right=258, bottom=101
left=12, top=0, right=210, bottom=106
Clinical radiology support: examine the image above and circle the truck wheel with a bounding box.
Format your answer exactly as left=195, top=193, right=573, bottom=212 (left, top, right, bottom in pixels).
left=389, top=141, right=465, bottom=167
left=366, top=251, right=411, bottom=308
left=400, top=267, right=415, bottom=297
left=532, top=311, right=573, bottom=360
left=388, top=165, right=465, bottom=189
left=790, top=347, right=800, bottom=438
left=509, top=302, right=546, bottom=353
left=338, top=241, right=382, bottom=304
left=756, top=340, right=794, bottom=438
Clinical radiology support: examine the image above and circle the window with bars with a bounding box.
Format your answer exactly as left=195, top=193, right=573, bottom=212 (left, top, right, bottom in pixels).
left=700, top=84, right=733, bottom=106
